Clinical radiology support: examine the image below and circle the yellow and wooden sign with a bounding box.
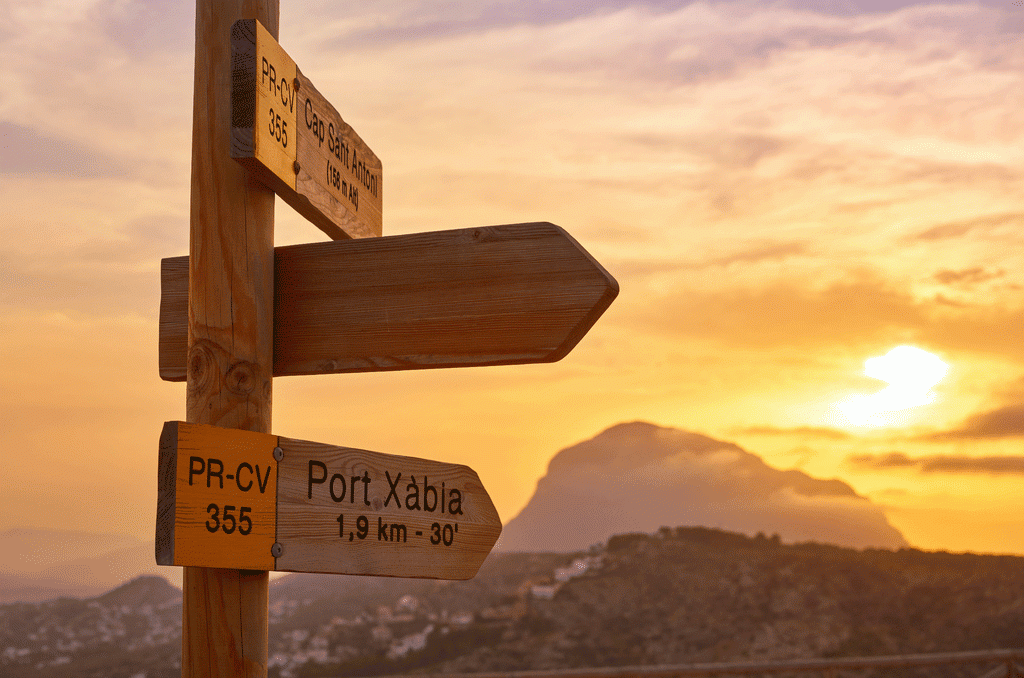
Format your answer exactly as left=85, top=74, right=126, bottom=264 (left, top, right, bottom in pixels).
left=230, top=19, right=382, bottom=240
left=157, top=421, right=502, bottom=580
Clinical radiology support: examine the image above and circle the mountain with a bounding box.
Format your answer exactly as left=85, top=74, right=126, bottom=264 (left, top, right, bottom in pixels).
left=0, top=528, right=181, bottom=603
left=498, top=422, right=906, bottom=552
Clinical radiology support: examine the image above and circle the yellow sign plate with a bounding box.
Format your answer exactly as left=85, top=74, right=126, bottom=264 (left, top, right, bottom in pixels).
left=252, top=20, right=297, bottom=192
left=158, top=422, right=278, bottom=570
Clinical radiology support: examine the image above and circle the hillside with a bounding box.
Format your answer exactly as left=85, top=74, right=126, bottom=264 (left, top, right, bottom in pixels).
left=4, top=530, right=1024, bottom=678
left=437, top=530, right=1024, bottom=674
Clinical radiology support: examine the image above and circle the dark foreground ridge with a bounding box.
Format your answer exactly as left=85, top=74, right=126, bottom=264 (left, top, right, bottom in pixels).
left=3, top=528, right=1024, bottom=678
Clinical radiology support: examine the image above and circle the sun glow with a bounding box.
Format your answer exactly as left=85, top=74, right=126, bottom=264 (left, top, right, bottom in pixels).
left=838, top=346, right=949, bottom=427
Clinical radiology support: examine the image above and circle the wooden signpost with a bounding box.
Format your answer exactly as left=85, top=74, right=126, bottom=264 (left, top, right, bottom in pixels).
left=157, top=421, right=501, bottom=579
left=159, top=222, right=618, bottom=380
left=166, top=4, right=616, bottom=676
left=230, top=19, right=382, bottom=240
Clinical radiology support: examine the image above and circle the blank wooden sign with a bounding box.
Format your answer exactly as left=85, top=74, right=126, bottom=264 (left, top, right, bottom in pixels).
left=159, top=222, right=619, bottom=381
left=230, top=18, right=382, bottom=240
left=157, top=422, right=502, bottom=580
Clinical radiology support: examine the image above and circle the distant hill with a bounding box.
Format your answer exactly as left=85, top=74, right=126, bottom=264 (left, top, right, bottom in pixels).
left=498, top=422, right=906, bottom=552
left=97, top=575, right=181, bottom=609
left=0, top=528, right=180, bottom=603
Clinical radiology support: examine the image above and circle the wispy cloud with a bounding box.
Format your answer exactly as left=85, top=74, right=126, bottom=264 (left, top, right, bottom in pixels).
left=910, top=213, right=1024, bottom=242
left=932, top=267, right=1006, bottom=286
left=736, top=425, right=851, bottom=440
left=0, top=122, right=129, bottom=178
left=850, top=451, right=1024, bottom=474
left=927, top=404, right=1024, bottom=440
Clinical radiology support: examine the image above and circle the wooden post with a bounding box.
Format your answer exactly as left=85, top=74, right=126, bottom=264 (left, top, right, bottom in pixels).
left=185, top=1, right=278, bottom=676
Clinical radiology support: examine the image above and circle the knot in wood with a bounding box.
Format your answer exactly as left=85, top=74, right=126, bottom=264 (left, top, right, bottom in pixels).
left=226, top=361, right=258, bottom=396
left=186, top=341, right=218, bottom=394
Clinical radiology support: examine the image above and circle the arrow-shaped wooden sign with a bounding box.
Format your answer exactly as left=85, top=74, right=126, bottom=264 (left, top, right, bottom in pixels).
left=230, top=19, right=382, bottom=240
left=159, top=222, right=618, bottom=380
left=157, top=421, right=501, bottom=579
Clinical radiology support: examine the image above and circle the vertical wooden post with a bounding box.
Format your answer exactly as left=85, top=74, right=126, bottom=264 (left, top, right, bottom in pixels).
left=185, top=1, right=279, bottom=676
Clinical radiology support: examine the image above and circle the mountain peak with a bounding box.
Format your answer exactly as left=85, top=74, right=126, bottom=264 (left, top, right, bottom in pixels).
left=548, top=421, right=744, bottom=473
left=98, top=575, right=180, bottom=608
left=500, top=422, right=906, bottom=553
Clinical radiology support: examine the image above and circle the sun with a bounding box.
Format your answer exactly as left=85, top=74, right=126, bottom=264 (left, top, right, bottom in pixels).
left=838, top=346, right=949, bottom=427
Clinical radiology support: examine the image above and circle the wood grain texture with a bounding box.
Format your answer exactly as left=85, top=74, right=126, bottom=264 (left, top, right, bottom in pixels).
left=159, top=258, right=188, bottom=380
left=184, top=1, right=277, bottom=676
left=274, top=436, right=501, bottom=580
left=230, top=19, right=381, bottom=241
left=156, top=421, right=179, bottom=567
left=159, top=222, right=618, bottom=380
left=293, top=66, right=382, bottom=240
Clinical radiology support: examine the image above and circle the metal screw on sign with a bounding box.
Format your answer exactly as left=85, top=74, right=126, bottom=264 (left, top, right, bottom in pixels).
left=271, top=543, right=283, bottom=558
left=273, top=446, right=284, bottom=461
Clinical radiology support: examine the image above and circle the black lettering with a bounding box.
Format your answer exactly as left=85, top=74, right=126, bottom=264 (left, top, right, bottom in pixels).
left=189, top=456, right=205, bottom=486
left=280, top=77, right=291, bottom=109
left=268, top=63, right=277, bottom=93
left=362, top=471, right=371, bottom=506
left=405, top=476, right=420, bottom=510
left=206, top=504, right=219, bottom=533
left=329, top=473, right=346, bottom=502
left=239, top=507, right=252, bottom=535
left=392, top=524, right=407, bottom=543
left=261, top=57, right=269, bottom=87
left=350, top=475, right=360, bottom=503
left=384, top=471, right=402, bottom=508
left=440, top=482, right=445, bottom=514
left=255, top=465, right=271, bottom=494
left=448, top=488, right=464, bottom=515
left=308, top=460, right=327, bottom=499
left=222, top=505, right=236, bottom=534
left=378, top=517, right=389, bottom=541
left=423, top=476, right=437, bottom=512
left=207, top=458, right=224, bottom=489
left=236, top=462, right=253, bottom=492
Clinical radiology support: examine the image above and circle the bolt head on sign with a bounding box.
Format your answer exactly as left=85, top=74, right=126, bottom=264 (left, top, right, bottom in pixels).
left=157, top=422, right=502, bottom=580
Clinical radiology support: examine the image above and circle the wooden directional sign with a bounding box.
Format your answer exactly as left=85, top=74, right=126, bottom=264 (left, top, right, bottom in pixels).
left=157, top=421, right=502, bottom=579
left=159, top=222, right=618, bottom=380
left=230, top=19, right=382, bottom=240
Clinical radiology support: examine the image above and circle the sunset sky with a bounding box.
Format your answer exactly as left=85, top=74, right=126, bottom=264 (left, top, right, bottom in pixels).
left=2, top=0, right=1023, bottom=559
